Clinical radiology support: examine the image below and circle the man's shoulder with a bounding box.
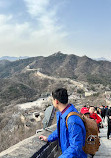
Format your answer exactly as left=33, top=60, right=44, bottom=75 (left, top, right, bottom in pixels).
left=67, top=113, right=83, bottom=125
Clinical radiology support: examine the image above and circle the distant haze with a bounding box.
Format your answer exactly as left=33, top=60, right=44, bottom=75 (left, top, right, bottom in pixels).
left=0, top=56, right=29, bottom=61
left=0, top=54, right=111, bottom=62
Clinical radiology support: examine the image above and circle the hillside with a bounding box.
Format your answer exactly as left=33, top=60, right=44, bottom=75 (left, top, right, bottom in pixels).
left=0, top=52, right=111, bottom=107
left=0, top=52, right=111, bottom=82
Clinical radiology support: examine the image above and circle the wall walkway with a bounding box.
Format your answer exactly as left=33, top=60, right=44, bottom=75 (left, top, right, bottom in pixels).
left=95, top=125, right=111, bottom=158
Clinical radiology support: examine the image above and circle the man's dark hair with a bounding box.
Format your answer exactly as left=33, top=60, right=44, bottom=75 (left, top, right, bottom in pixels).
left=52, top=88, right=68, bottom=104
left=90, top=106, right=94, bottom=108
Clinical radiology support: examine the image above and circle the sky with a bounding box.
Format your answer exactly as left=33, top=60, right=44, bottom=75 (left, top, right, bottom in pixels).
left=0, top=0, right=111, bottom=60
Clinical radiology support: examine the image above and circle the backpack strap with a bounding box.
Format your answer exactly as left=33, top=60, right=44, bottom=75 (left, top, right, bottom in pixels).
left=66, top=112, right=83, bottom=128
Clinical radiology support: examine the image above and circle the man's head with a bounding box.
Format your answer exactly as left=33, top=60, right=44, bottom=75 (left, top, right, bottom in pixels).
left=52, top=88, right=68, bottom=109
left=89, top=106, right=95, bottom=114
left=80, top=107, right=90, bottom=118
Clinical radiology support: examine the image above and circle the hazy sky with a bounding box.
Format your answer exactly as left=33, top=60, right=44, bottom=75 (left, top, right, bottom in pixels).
left=0, top=0, right=111, bottom=59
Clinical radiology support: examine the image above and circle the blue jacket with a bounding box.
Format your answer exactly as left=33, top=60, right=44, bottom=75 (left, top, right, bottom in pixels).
left=48, top=104, right=87, bottom=158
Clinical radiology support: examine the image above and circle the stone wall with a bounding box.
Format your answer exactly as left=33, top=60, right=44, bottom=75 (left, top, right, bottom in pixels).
left=0, top=124, right=61, bottom=158
left=31, top=141, right=60, bottom=158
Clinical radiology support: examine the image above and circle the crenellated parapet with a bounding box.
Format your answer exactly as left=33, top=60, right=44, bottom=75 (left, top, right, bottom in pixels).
left=0, top=124, right=60, bottom=158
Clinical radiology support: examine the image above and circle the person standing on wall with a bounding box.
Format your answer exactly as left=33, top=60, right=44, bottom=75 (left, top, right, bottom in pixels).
left=106, top=107, right=111, bottom=139
left=39, top=88, right=87, bottom=158
left=89, top=106, right=102, bottom=132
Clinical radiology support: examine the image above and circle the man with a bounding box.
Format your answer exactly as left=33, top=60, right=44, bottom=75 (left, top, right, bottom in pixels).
left=106, top=107, right=111, bottom=139
left=100, top=105, right=106, bottom=122
left=80, top=107, right=90, bottom=118
left=39, top=88, right=87, bottom=158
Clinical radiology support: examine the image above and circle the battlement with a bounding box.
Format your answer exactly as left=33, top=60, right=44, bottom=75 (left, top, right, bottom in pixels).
left=0, top=124, right=60, bottom=158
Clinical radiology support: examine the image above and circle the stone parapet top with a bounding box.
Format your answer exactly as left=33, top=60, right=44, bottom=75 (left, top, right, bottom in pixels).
left=0, top=124, right=57, bottom=158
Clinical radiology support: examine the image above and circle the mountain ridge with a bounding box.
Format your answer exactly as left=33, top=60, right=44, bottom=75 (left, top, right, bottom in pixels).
left=0, top=52, right=111, bottom=107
